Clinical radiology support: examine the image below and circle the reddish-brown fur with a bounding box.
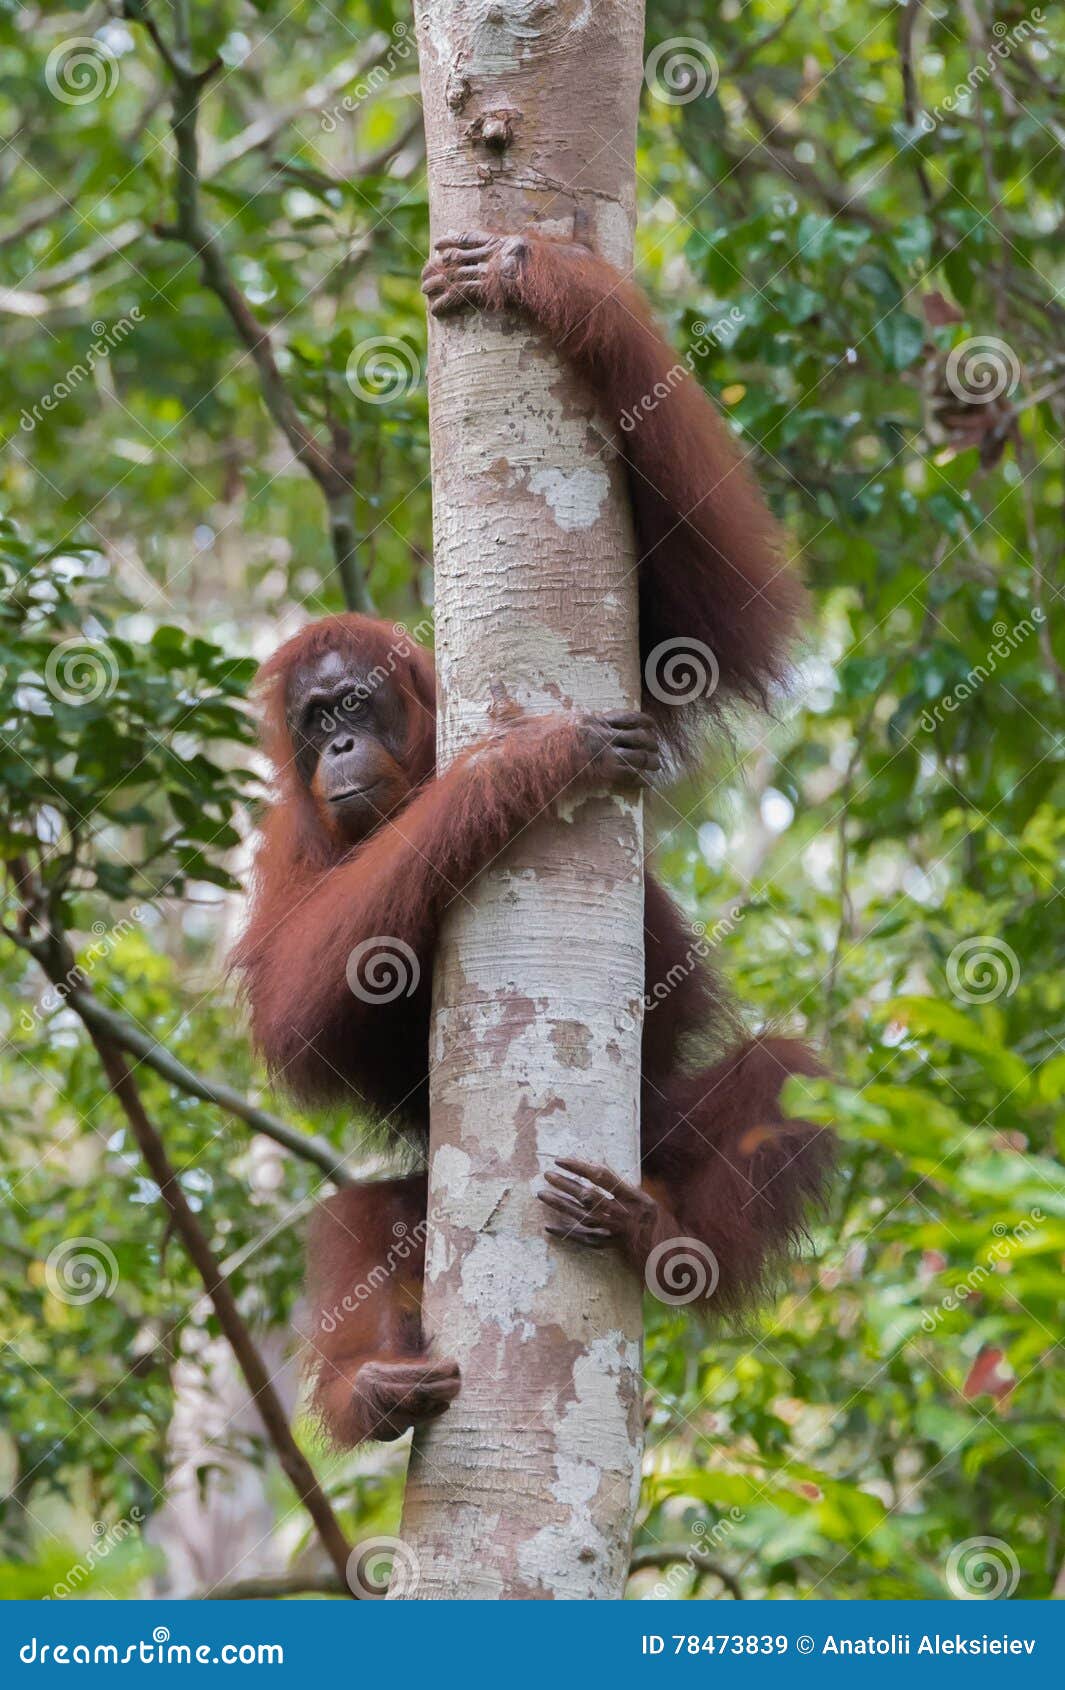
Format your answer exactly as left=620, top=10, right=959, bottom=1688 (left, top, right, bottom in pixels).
left=423, top=231, right=809, bottom=759
left=234, top=237, right=832, bottom=1447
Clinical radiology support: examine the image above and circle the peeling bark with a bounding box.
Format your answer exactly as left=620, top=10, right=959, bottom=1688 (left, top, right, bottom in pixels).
left=393, top=0, right=647, bottom=1602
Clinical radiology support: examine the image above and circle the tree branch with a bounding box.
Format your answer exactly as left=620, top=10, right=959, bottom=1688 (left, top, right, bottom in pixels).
left=8, top=41, right=405, bottom=299
left=724, top=0, right=804, bottom=77
left=734, top=79, right=890, bottom=234
left=628, top=1544, right=744, bottom=1599
left=1, top=915, right=351, bottom=1183
left=898, top=1, right=935, bottom=211
left=205, top=39, right=391, bottom=174
left=88, top=1032, right=354, bottom=1590
left=67, top=988, right=354, bottom=1184
left=2, top=878, right=353, bottom=1584
left=137, top=5, right=372, bottom=611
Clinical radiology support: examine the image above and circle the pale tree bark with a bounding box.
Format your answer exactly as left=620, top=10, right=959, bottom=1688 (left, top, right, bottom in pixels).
left=393, top=0, right=648, bottom=1601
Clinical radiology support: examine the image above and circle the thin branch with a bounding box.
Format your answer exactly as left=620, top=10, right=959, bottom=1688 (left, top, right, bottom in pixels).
left=88, top=1032, right=354, bottom=1590
left=725, top=0, right=804, bottom=77
left=29, top=221, right=144, bottom=293
left=353, top=109, right=425, bottom=178
left=137, top=6, right=372, bottom=611
left=9, top=44, right=404, bottom=301
left=1012, top=431, right=1065, bottom=695
left=1, top=919, right=351, bottom=1183
left=628, top=1544, right=744, bottom=1598
left=3, top=879, right=353, bottom=1583
left=733, top=79, right=890, bottom=234
left=0, top=283, right=48, bottom=317
left=0, top=194, right=68, bottom=252
left=273, top=111, right=425, bottom=190
left=68, top=988, right=354, bottom=1184
left=824, top=650, right=912, bottom=1022
left=898, top=1, right=935, bottom=210
left=205, top=38, right=391, bottom=174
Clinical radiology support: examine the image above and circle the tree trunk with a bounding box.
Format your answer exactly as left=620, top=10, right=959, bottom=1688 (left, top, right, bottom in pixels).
left=393, top=0, right=647, bottom=1601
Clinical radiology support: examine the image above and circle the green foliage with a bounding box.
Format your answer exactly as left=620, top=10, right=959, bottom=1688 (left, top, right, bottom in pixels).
left=1, top=0, right=1063, bottom=1601
left=0, top=524, right=257, bottom=903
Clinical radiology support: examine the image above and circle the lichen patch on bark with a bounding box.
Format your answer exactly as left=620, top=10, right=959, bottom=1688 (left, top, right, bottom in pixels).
left=459, top=1232, right=553, bottom=1332
left=549, top=1018, right=593, bottom=1069
left=528, top=465, right=611, bottom=530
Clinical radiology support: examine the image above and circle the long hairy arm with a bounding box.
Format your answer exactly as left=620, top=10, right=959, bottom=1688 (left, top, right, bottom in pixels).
left=233, top=711, right=655, bottom=1088
left=424, top=232, right=807, bottom=756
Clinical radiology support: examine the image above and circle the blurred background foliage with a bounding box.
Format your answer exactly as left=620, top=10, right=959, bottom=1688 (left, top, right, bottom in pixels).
left=1, top=0, right=1062, bottom=1600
